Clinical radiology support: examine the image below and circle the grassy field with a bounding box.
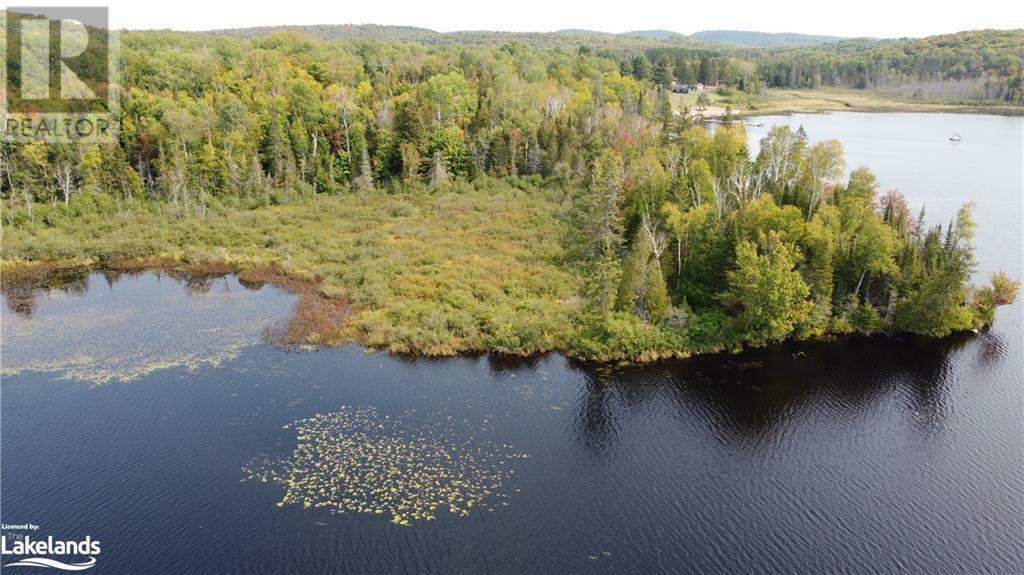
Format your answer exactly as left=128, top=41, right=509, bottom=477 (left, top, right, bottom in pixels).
left=1, top=179, right=583, bottom=357
left=671, top=87, right=1024, bottom=117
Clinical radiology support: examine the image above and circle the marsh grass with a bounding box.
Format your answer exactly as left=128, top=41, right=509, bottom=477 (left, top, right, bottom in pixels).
left=2, top=178, right=582, bottom=357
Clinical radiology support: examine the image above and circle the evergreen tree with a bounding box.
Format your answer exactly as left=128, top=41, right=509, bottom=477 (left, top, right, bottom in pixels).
left=721, top=233, right=812, bottom=345
left=631, top=56, right=652, bottom=81
left=653, top=55, right=674, bottom=89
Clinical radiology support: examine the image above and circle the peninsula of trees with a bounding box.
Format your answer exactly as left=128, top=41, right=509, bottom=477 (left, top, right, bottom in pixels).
left=1, top=22, right=1020, bottom=359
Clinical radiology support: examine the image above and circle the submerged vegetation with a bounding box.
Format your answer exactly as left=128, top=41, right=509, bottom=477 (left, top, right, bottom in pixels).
left=1, top=23, right=1019, bottom=361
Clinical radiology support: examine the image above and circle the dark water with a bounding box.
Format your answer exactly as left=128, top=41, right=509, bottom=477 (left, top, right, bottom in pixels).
left=2, top=113, right=1023, bottom=574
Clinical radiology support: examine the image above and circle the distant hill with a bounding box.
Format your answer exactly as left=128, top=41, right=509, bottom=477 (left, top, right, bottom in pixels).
left=621, top=29, right=686, bottom=40
left=690, top=30, right=850, bottom=46
left=566, top=28, right=851, bottom=46
left=206, top=25, right=681, bottom=48
left=206, top=24, right=443, bottom=42
left=555, top=29, right=615, bottom=37
left=202, top=24, right=885, bottom=49
left=562, top=28, right=852, bottom=46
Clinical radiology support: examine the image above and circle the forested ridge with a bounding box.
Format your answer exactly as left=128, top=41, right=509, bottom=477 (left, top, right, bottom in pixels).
left=206, top=25, right=1024, bottom=102
left=748, top=30, right=1024, bottom=101
left=1, top=20, right=1019, bottom=359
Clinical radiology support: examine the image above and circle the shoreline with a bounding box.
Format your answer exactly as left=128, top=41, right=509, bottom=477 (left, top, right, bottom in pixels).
left=0, top=258, right=989, bottom=367
left=734, top=105, right=1024, bottom=119
left=0, top=258, right=352, bottom=350
left=676, top=88, right=1024, bottom=119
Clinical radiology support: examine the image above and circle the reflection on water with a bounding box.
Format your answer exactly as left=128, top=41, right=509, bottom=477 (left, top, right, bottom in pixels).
left=1, top=271, right=1021, bottom=573
left=2, top=267, right=91, bottom=317
left=570, top=334, right=972, bottom=455
left=1, top=272, right=295, bottom=384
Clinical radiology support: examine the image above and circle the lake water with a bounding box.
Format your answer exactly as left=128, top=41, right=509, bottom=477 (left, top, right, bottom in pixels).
left=743, top=112, right=1023, bottom=282
left=2, top=113, right=1022, bottom=574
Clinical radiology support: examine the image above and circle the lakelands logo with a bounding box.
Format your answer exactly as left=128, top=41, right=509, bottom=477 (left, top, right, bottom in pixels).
left=1, top=533, right=101, bottom=571
left=1, top=6, right=120, bottom=143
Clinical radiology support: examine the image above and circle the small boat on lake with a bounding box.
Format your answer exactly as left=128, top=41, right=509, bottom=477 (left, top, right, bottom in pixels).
left=949, top=133, right=963, bottom=142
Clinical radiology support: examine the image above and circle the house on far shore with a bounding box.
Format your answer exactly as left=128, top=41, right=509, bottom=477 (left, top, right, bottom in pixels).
left=671, top=83, right=707, bottom=94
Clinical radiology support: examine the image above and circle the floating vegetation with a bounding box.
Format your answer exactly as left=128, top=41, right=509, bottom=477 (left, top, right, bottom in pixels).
left=1, top=273, right=294, bottom=385
left=243, top=407, right=527, bottom=525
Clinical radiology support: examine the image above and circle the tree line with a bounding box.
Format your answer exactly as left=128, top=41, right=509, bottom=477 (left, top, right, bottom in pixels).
left=1, top=26, right=1018, bottom=357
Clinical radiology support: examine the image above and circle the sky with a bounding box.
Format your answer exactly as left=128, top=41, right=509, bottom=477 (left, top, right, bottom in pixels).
left=7, top=0, right=1024, bottom=38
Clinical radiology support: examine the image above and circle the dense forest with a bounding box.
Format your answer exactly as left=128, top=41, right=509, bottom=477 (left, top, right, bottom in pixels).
left=206, top=25, right=1024, bottom=102
left=641, top=29, right=1024, bottom=102
left=747, top=30, right=1024, bottom=101
left=1, top=20, right=1020, bottom=359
